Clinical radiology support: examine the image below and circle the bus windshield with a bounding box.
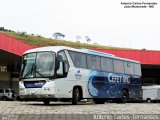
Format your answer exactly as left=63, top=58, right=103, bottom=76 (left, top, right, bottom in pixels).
left=20, top=52, right=55, bottom=79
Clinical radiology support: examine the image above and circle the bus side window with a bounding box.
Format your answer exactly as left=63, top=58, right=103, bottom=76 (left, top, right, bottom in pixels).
left=68, top=51, right=87, bottom=68
left=87, top=55, right=100, bottom=70
left=134, top=63, right=141, bottom=76
left=124, top=62, right=134, bottom=75
left=101, top=57, right=113, bottom=72
left=113, top=59, right=124, bottom=74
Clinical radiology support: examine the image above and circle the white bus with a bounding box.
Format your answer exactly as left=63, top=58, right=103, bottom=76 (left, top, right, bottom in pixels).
left=19, top=46, right=142, bottom=105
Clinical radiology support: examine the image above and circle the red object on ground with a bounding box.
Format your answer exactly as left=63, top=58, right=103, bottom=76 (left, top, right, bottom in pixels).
left=0, top=32, right=34, bottom=56
left=93, top=49, right=160, bottom=65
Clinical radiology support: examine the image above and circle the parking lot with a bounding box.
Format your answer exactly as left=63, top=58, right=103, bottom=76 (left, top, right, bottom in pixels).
left=0, top=101, right=160, bottom=120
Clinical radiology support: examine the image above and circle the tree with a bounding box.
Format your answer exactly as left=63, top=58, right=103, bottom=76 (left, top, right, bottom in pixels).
left=53, top=32, right=65, bottom=39
left=85, top=36, right=91, bottom=44
left=0, top=27, right=5, bottom=31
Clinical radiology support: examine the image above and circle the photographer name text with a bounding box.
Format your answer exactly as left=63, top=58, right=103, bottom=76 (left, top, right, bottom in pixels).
left=121, top=2, right=157, bottom=8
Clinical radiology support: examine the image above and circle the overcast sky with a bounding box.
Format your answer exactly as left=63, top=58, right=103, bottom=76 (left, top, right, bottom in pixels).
left=0, top=0, right=160, bottom=50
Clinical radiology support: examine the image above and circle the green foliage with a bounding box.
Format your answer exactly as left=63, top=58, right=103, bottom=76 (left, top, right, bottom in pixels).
left=4, top=31, right=131, bottom=50
left=0, top=27, right=14, bottom=32
left=53, top=32, right=65, bottom=39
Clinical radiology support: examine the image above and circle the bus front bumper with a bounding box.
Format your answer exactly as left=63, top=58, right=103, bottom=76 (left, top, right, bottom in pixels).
left=19, top=87, right=56, bottom=99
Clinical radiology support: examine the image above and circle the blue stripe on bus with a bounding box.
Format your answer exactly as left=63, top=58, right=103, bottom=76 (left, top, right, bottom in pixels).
left=87, top=70, right=141, bottom=98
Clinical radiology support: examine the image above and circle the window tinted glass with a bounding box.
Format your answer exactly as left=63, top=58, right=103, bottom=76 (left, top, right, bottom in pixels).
left=87, top=55, right=100, bottom=70
left=134, top=63, right=141, bottom=76
left=21, top=53, right=36, bottom=78
left=113, top=59, right=124, bottom=73
left=124, top=62, right=134, bottom=74
left=101, top=57, right=113, bottom=72
left=57, top=50, right=67, bottom=61
left=36, top=52, right=55, bottom=77
left=69, top=51, right=87, bottom=68
left=20, top=52, right=55, bottom=78
left=5, top=89, right=10, bottom=93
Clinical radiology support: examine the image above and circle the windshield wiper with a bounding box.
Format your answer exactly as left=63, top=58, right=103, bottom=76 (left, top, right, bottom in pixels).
left=23, top=63, right=35, bottom=78
left=35, top=70, right=45, bottom=77
left=23, top=63, right=45, bottom=78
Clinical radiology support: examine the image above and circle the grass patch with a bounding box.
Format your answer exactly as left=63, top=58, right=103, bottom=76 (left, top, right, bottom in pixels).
left=4, top=31, right=132, bottom=50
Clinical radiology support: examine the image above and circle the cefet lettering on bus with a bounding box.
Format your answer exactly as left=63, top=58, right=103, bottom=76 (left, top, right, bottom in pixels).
left=108, top=73, right=130, bottom=84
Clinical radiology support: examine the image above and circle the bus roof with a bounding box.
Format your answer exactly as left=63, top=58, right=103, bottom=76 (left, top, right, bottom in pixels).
left=24, top=46, right=80, bottom=54
left=81, top=48, right=140, bottom=63
left=24, top=46, right=140, bottom=63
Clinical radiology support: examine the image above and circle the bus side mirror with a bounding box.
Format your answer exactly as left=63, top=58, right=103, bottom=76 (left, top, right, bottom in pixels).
left=57, top=55, right=63, bottom=61
left=56, top=61, right=64, bottom=77
left=56, top=61, right=68, bottom=77
left=56, top=55, right=68, bottom=77
left=63, top=61, right=69, bottom=76
left=56, top=55, right=63, bottom=70
left=55, top=58, right=60, bottom=70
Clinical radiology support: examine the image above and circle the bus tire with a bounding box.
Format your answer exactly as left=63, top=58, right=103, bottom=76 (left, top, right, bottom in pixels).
left=43, top=99, right=50, bottom=105
left=121, top=90, right=128, bottom=103
left=93, top=99, right=105, bottom=104
left=72, top=88, right=79, bottom=105
left=146, top=98, right=152, bottom=103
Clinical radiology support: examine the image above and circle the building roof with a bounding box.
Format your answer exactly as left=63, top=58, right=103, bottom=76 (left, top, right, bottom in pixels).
left=94, top=49, right=160, bottom=65
left=0, top=32, right=34, bottom=56
left=1, top=32, right=160, bottom=65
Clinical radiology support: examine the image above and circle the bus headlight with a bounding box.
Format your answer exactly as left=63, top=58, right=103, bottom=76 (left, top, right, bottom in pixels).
left=44, top=88, right=50, bottom=91
left=19, top=88, right=24, bottom=93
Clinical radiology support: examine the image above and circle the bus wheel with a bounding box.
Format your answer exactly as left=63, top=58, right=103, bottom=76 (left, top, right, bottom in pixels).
left=43, top=99, right=50, bottom=105
left=146, top=98, right=152, bottom=103
left=93, top=99, right=105, bottom=104
left=72, top=88, right=79, bottom=105
left=121, top=90, right=128, bottom=103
